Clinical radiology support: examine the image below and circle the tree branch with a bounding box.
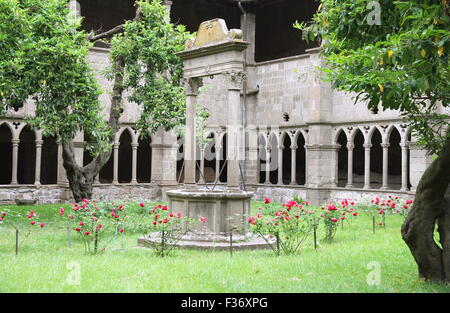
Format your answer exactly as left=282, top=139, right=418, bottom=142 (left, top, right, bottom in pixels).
left=88, top=24, right=124, bottom=42
left=87, top=5, right=142, bottom=42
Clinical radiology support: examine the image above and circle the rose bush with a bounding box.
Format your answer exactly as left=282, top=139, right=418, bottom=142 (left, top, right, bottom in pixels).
left=248, top=198, right=316, bottom=255
left=319, top=199, right=358, bottom=241
left=146, top=204, right=206, bottom=257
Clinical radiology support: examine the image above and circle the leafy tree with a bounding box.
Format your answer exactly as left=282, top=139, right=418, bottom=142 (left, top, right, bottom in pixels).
left=296, top=0, right=449, bottom=282
left=0, top=0, right=190, bottom=201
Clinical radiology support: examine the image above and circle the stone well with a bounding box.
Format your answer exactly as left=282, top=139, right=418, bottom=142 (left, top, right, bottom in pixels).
left=138, top=19, right=271, bottom=251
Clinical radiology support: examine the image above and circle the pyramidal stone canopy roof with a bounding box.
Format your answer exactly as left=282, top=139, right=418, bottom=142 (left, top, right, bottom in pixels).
left=177, top=18, right=248, bottom=60
left=185, top=18, right=243, bottom=50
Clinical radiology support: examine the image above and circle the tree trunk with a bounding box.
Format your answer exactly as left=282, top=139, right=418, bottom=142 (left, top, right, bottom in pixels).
left=61, top=56, right=125, bottom=202
left=401, top=137, right=450, bottom=283
left=60, top=5, right=142, bottom=203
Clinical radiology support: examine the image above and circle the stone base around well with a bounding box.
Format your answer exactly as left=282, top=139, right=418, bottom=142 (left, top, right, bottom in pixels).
left=137, top=232, right=273, bottom=251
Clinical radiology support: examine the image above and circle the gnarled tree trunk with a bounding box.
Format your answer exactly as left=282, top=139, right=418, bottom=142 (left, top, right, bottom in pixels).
left=60, top=6, right=144, bottom=202
left=62, top=56, right=125, bottom=202
left=401, top=137, right=450, bottom=282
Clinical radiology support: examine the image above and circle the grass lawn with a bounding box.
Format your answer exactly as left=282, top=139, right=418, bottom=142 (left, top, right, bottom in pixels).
left=0, top=202, right=449, bottom=293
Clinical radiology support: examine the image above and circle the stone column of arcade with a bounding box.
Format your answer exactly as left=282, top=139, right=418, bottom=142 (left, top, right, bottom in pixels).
left=138, top=19, right=270, bottom=251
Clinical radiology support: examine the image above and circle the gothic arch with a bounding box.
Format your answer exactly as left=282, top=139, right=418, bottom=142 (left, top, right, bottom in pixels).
left=0, top=123, right=12, bottom=184
left=268, top=132, right=279, bottom=184
left=137, top=134, right=152, bottom=183
left=295, top=131, right=306, bottom=185
left=41, top=135, right=58, bottom=185
left=336, top=129, right=348, bottom=187
left=118, top=128, right=133, bottom=183
left=281, top=131, right=292, bottom=185
left=370, top=128, right=383, bottom=189
left=258, top=134, right=267, bottom=184
left=18, top=125, right=36, bottom=184
left=352, top=128, right=365, bottom=188
left=388, top=127, right=402, bottom=190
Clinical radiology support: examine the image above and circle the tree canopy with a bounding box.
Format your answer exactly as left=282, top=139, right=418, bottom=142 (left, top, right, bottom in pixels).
left=0, top=0, right=109, bottom=154
left=296, top=0, right=449, bottom=154
left=0, top=0, right=190, bottom=155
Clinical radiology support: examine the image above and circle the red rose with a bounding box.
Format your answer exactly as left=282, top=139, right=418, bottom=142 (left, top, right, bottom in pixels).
left=40, top=223, right=45, bottom=228
left=200, top=216, right=207, bottom=223
left=85, top=231, right=90, bottom=236
left=75, top=228, right=81, bottom=232
left=264, top=198, right=270, bottom=204
left=331, top=218, right=338, bottom=223
left=30, top=221, right=36, bottom=225
left=119, top=228, right=124, bottom=233
left=59, top=207, right=65, bottom=215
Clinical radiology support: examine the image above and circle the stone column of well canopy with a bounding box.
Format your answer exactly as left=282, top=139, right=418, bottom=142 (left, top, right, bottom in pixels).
left=225, top=70, right=246, bottom=190
left=183, top=77, right=202, bottom=189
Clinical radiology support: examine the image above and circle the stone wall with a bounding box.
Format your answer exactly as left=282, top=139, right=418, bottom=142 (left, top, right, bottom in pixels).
left=253, top=185, right=307, bottom=204
left=253, top=185, right=415, bottom=205
left=0, top=184, right=162, bottom=205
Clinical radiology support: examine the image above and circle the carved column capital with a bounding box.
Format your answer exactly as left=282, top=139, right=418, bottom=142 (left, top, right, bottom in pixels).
left=224, top=71, right=246, bottom=91
left=183, top=77, right=203, bottom=96
left=363, top=143, right=372, bottom=149
left=346, top=143, right=355, bottom=150
left=381, top=143, right=390, bottom=149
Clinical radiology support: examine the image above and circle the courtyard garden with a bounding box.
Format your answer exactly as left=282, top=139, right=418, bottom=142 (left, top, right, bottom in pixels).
left=1, top=198, right=449, bottom=293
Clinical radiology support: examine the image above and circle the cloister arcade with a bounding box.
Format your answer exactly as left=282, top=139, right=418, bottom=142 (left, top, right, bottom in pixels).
left=0, top=120, right=414, bottom=197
